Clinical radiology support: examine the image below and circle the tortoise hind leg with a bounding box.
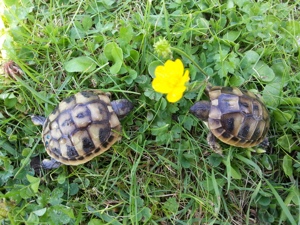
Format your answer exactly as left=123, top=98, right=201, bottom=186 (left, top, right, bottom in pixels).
left=42, top=158, right=61, bottom=169
left=207, top=132, right=223, bottom=155
left=258, top=137, right=269, bottom=148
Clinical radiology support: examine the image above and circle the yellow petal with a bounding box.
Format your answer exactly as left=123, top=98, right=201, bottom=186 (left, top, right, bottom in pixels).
left=166, top=86, right=186, bottom=103
left=154, top=65, right=168, bottom=79
left=174, top=70, right=189, bottom=90
left=182, top=70, right=190, bottom=83
left=166, top=59, right=184, bottom=79
left=152, top=77, right=172, bottom=93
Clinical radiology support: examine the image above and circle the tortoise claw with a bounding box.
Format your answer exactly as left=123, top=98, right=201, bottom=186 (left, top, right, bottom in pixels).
left=207, top=132, right=223, bottom=155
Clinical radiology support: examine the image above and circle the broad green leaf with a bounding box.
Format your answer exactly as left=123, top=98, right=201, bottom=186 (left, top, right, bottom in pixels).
left=49, top=205, right=74, bottom=224
left=223, top=30, right=241, bottom=42
left=33, top=208, right=47, bottom=216
left=282, top=155, right=293, bottom=177
left=180, top=153, right=192, bottom=169
left=27, top=213, right=39, bottom=224
left=253, top=61, right=275, bottom=82
left=240, top=50, right=260, bottom=68
left=262, top=82, right=282, bottom=108
left=49, top=188, right=64, bottom=206
left=122, top=68, right=137, bottom=84
left=22, top=148, right=31, bottom=157
left=285, top=20, right=300, bottom=36
left=69, top=183, right=79, bottom=196
left=229, top=75, right=245, bottom=86
left=273, top=110, right=294, bottom=124
left=103, top=0, right=115, bottom=6
left=231, top=165, right=242, bottom=179
left=196, top=17, right=209, bottom=33
left=144, top=88, right=162, bottom=101
left=163, top=197, right=179, bottom=214
left=0, top=139, right=17, bottom=156
left=139, top=207, right=151, bottom=221
left=261, top=154, right=272, bottom=170
left=64, top=56, right=96, bottom=72
left=118, top=25, right=134, bottom=45
left=0, top=93, right=17, bottom=109
left=179, top=115, right=194, bottom=130
left=277, top=135, right=299, bottom=153
left=57, top=173, right=66, bottom=184
left=279, top=97, right=300, bottom=105
left=129, top=49, right=139, bottom=63
left=148, top=61, right=161, bottom=78
left=258, top=196, right=272, bottom=206
left=207, top=153, right=223, bottom=167
left=4, top=97, right=17, bottom=108
left=26, top=174, right=40, bottom=193
left=82, top=16, right=93, bottom=31
left=103, top=42, right=123, bottom=74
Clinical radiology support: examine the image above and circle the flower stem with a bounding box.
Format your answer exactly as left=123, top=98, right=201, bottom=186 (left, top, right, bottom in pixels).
left=171, top=47, right=209, bottom=78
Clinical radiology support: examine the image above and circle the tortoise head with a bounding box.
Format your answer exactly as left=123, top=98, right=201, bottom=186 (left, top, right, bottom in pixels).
left=111, top=99, right=134, bottom=118
left=190, top=101, right=211, bottom=121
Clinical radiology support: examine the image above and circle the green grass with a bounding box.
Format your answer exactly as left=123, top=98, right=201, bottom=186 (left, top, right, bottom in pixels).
left=1, top=0, right=300, bottom=224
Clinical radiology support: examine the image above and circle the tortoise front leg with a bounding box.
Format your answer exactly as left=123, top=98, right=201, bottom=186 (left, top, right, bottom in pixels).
left=207, top=132, right=223, bottom=155
left=42, top=158, right=61, bottom=169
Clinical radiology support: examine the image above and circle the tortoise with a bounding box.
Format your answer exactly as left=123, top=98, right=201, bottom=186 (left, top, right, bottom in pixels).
left=31, top=90, right=133, bottom=169
left=190, top=86, right=269, bottom=151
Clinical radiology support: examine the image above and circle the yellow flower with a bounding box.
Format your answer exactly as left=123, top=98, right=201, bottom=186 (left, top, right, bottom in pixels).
left=152, top=59, right=190, bottom=103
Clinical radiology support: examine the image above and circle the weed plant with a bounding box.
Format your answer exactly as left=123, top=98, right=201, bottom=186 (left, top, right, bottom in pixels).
left=0, top=0, right=300, bottom=224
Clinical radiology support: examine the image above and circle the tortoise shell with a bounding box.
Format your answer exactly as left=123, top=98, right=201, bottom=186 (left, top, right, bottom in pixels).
left=192, top=86, right=270, bottom=148
left=42, top=91, right=122, bottom=165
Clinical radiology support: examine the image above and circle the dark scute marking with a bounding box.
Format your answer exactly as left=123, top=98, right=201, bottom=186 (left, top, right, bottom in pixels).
left=94, top=147, right=101, bottom=153
left=253, top=104, right=259, bottom=111
left=77, top=156, right=85, bottom=161
left=81, top=91, right=96, bottom=98
left=252, top=103, right=260, bottom=114
left=221, top=86, right=233, bottom=93
left=230, top=136, right=240, bottom=142
left=238, top=125, right=250, bottom=139
left=251, top=128, right=261, bottom=141
left=215, top=127, right=224, bottom=135
left=102, top=141, right=109, bottom=148
left=85, top=152, right=93, bottom=157
left=51, top=147, right=61, bottom=157
left=108, top=135, right=115, bottom=142
left=76, top=111, right=88, bottom=118
left=62, top=119, right=74, bottom=127
left=221, top=131, right=231, bottom=139
left=237, top=139, right=247, bottom=144
left=67, top=145, right=79, bottom=158
left=222, top=117, right=234, bottom=133
left=99, top=127, right=111, bottom=143
left=63, top=95, right=75, bottom=104
left=82, top=137, right=95, bottom=153
left=240, top=101, right=249, bottom=108
left=261, top=124, right=269, bottom=137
